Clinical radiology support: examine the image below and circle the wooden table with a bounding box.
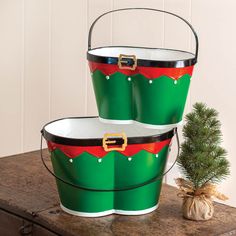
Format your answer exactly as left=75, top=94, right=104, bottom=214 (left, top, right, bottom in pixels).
left=0, top=150, right=236, bottom=236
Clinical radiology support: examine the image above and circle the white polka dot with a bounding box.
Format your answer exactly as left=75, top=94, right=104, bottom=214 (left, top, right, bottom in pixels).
left=174, top=80, right=177, bottom=84
left=98, top=158, right=102, bottom=163
left=90, top=72, right=93, bottom=76
left=106, top=75, right=110, bottom=80
left=69, top=159, right=73, bottom=163
left=149, top=80, right=153, bottom=84
left=128, top=77, right=131, bottom=81
left=128, top=157, right=132, bottom=161
left=156, top=154, right=159, bottom=158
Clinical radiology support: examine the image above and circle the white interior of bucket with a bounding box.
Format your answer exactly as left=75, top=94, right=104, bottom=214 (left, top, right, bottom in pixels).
left=44, top=118, right=172, bottom=139
left=89, top=47, right=194, bottom=61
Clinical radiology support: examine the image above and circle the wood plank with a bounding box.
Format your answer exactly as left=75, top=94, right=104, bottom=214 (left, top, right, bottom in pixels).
left=37, top=185, right=236, bottom=236
left=0, top=209, right=31, bottom=236
left=0, top=208, right=59, bottom=236
left=164, top=0, right=192, bottom=52
left=112, top=0, right=164, bottom=48
left=23, top=0, right=50, bottom=152
left=191, top=0, right=236, bottom=207
left=0, top=150, right=58, bottom=216
left=0, top=0, right=23, bottom=157
left=0, top=151, right=236, bottom=235
left=50, top=0, right=87, bottom=119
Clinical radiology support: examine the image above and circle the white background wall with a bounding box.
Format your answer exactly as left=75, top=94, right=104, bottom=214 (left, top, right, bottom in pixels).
left=1, top=0, right=236, bottom=207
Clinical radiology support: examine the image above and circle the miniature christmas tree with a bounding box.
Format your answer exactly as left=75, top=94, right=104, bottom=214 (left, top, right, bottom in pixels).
left=176, top=102, right=230, bottom=221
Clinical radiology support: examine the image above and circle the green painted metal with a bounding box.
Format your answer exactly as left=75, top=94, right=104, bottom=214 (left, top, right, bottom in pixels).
left=50, top=145, right=169, bottom=213
left=92, top=71, right=133, bottom=120
left=92, top=70, right=191, bottom=125
left=133, top=74, right=191, bottom=125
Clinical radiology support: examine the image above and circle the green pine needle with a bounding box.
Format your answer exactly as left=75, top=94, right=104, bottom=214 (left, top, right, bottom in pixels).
left=177, top=102, right=230, bottom=189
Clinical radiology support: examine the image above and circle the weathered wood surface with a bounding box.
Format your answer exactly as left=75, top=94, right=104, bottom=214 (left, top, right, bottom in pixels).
left=0, top=150, right=236, bottom=236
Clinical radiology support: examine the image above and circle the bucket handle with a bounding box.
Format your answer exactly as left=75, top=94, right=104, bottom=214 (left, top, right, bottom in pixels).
left=40, top=128, right=180, bottom=192
left=88, top=7, right=199, bottom=62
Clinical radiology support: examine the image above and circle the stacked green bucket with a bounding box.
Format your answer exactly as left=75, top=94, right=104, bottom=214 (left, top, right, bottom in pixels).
left=41, top=8, right=198, bottom=217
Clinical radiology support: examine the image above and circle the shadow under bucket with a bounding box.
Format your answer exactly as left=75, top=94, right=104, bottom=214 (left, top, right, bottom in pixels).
left=41, top=117, right=179, bottom=217
left=87, top=8, right=198, bottom=129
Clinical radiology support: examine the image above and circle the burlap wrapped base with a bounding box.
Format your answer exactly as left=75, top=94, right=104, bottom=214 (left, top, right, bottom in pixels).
left=182, top=195, right=214, bottom=221
left=176, top=178, right=228, bottom=221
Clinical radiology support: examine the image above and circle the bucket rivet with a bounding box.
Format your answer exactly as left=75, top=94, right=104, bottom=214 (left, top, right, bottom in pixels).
left=149, top=80, right=153, bottom=84
left=69, top=159, right=73, bottom=163
left=98, top=158, right=102, bottom=163
left=106, top=75, right=110, bottom=80
left=174, top=80, right=177, bottom=84
left=128, top=157, right=132, bottom=161
left=128, top=77, right=131, bottom=81
left=156, top=154, right=159, bottom=158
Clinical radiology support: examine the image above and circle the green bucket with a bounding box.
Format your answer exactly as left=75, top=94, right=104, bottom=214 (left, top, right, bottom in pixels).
left=41, top=117, right=178, bottom=217
left=87, top=8, right=198, bottom=129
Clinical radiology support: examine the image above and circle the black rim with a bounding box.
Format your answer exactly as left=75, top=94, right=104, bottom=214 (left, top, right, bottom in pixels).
left=87, top=46, right=196, bottom=68
left=41, top=116, right=174, bottom=146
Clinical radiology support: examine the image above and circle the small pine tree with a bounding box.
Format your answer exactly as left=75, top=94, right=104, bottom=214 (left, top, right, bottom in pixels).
left=177, top=102, right=230, bottom=190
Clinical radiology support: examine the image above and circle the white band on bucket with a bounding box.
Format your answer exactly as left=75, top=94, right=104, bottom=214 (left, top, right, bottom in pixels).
left=99, top=117, right=183, bottom=130
left=60, top=203, right=158, bottom=217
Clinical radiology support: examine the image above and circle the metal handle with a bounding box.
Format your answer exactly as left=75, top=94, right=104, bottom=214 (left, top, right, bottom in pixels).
left=40, top=128, right=180, bottom=192
left=88, top=7, right=199, bottom=61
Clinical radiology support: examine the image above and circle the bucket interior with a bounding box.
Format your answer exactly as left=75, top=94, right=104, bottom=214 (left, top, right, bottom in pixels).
left=44, top=117, right=172, bottom=139
left=88, top=47, right=195, bottom=61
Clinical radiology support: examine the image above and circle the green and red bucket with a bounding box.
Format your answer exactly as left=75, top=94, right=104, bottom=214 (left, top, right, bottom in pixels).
left=87, top=8, right=198, bottom=129
left=41, top=117, right=179, bottom=217
left=40, top=8, right=198, bottom=218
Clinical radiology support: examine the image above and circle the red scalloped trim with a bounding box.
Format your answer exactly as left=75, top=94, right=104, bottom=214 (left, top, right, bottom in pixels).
left=47, top=139, right=171, bottom=158
left=88, top=61, right=194, bottom=80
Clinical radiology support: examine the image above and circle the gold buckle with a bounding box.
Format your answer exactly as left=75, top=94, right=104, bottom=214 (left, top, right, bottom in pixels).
left=118, top=54, right=137, bottom=70
left=102, top=132, right=127, bottom=152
